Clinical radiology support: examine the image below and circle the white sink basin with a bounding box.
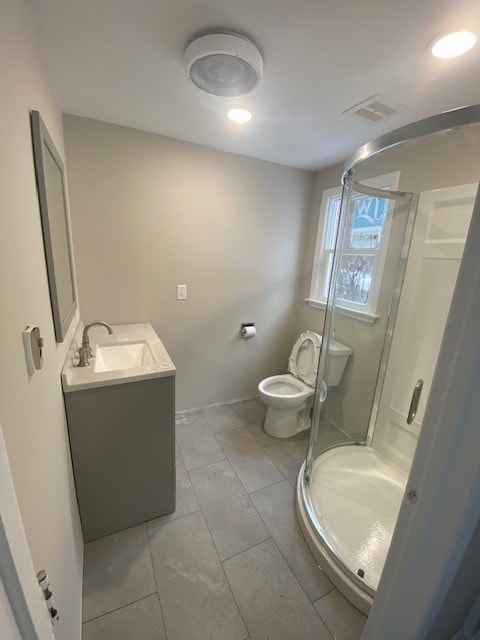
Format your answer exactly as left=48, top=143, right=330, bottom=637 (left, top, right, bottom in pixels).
left=94, top=341, right=155, bottom=373
left=62, top=323, right=175, bottom=393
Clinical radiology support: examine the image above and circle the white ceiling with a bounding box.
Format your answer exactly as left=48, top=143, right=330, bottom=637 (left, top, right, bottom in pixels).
left=30, top=0, right=480, bottom=170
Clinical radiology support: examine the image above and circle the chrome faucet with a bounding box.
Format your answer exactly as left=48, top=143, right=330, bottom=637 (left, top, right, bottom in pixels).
left=78, top=321, right=113, bottom=367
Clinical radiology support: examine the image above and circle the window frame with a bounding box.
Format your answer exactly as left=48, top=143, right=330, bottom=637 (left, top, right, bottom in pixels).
left=308, top=172, right=400, bottom=323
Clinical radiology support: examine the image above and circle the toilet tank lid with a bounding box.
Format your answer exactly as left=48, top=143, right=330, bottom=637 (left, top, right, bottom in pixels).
left=328, top=339, right=352, bottom=356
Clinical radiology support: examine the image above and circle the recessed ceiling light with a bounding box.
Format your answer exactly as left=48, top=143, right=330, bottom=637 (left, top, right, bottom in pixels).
left=227, top=108, right=252, bottom=123
left=431, top=31, right=477, bottom=59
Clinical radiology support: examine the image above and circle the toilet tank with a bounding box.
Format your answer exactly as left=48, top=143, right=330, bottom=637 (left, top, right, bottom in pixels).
left=326, top=339, right=352, bottom=386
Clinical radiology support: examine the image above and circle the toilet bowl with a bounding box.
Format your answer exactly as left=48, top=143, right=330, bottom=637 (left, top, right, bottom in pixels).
left=258, top=331, right=352, bottom=439
left=258, top=373, right=315, bottom=438
left=258, top=331, right=321, bottom=439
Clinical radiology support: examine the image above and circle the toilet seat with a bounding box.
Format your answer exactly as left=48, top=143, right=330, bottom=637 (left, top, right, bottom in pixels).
left=288, top=331, right=322, bottom=388
left=259, top=374, right=313, bottom=401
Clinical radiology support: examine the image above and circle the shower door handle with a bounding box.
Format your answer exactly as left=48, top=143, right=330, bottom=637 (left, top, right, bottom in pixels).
left=319, top=379, right=328, bottom=402
left=407, top=379, right=423, bottom=425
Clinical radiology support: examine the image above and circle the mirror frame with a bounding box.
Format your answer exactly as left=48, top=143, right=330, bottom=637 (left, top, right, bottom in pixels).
left=31, top=110, right=77, bottom=342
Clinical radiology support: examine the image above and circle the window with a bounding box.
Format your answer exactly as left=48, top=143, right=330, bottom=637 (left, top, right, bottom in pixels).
left=308, top=172, right=400, bottom=323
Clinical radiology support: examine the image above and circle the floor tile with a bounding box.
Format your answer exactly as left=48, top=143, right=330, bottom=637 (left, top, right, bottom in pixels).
left=82, top=524, right=156, bottom=622
left=202, top=404, right=244, bottom=433
left=294, top=428, right=311, bottom=453
left=82, top=594, right=166, bottom=640
left=314, top=589, right=367, bottom=640
left=264, top=439, right=306, bottom=486
left=223, top=539, right=332, bottom=640
left=251, top=481, right=333, bottom=601
left=231, top=399, right=277, bottom=446
left=147, top=445, right=199, bottom=529
left=216, top=427, right=284, bottom=493
left=189, top=459, right=270, bottom=560
left=175, top=411, right=225, bottom=471
left=149, top=511, right=247, bottom=640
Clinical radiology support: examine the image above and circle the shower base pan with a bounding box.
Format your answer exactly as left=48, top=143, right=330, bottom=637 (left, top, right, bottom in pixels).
left=296, top=445, right=407, bottom=614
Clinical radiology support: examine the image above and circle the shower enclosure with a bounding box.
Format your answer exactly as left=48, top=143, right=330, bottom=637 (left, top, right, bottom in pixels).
left=296, top=105, right=480, bottom=614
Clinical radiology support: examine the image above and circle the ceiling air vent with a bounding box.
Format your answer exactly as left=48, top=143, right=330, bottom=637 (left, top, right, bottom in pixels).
left=344, top=94, right=408, bottom=124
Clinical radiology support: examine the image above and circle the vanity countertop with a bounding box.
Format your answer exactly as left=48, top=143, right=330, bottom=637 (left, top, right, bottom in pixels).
left=62, top=322, right=175, bottom=393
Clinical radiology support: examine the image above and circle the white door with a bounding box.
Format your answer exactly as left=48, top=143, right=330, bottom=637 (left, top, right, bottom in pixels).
left=0, top=420, right=54, bottom=640
left=373, top=183, right=478, bottom=473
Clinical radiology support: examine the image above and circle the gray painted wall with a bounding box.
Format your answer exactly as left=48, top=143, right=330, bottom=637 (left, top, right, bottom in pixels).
left=0, top=1, right=83, bottom=638
left=295, top=163, right=342, bottom=338
left=63, top=115, right=314, bottom=410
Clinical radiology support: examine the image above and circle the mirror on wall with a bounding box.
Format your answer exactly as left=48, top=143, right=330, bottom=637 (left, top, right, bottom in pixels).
left=31, top=110, right=77, bottom=342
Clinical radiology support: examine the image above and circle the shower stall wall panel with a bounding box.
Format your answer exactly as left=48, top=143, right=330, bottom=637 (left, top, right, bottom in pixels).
left=372, top=183, right=477, bottom=474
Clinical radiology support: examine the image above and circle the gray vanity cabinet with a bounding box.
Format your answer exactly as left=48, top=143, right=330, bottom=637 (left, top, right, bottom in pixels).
left=65, top=375, right=175, bottom=542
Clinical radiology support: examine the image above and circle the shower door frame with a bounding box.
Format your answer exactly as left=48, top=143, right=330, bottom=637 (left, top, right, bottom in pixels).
left=306, top=103, right=480, bottom=478
left=345, top=105, right=480, bottom=173
left=300, top=177, right=418, bottom=611
left=363, top=188, right=419, bottom=446
left=304, top=177, right=417, bottom=480
left=340, top=104, right=480, bottom=453
left=298, top=104, right=480, bottom=622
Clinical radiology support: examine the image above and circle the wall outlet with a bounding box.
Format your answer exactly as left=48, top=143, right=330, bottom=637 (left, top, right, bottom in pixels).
left=177, top=285, right=187, bottom=300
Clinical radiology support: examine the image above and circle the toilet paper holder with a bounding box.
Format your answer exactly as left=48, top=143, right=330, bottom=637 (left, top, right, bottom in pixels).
left=239, top=322, right=256, bottom=338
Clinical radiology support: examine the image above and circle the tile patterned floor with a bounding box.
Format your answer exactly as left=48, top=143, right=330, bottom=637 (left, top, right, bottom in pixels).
left=82, top=398, right=367, bottom=640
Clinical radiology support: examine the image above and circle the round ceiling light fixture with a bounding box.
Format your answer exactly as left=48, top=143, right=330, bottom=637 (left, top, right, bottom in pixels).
left=185, top=32, right=263, bottom=97
left=227, top=108, right=252, bottom=123
left=431, top=31, right=477, bottom=58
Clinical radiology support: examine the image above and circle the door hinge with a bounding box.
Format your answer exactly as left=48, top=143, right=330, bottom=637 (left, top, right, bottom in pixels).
left=407, top=489, right=419, bottom=505
left=37, top=570, right=59, bottom=625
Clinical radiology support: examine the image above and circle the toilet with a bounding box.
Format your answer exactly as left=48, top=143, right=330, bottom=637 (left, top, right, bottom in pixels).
left=258, top=331, right=352, bottom=439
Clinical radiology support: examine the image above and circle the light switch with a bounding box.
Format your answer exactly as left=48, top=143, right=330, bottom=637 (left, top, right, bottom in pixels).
left=177, top=285, right=187, bottom=300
